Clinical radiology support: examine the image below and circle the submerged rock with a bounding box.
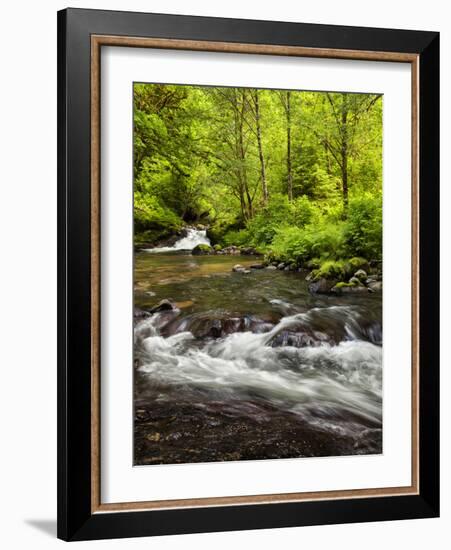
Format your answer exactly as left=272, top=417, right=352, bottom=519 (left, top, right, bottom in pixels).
left=150, top=299, right=176, bottom=313
left=163, top=312, right=274, bottom=339
left=332, top=283, right=369, bottom=295
left=250, top=263, right=265, bottom=269
left=134, top=307, right=151, bottom=322
left=266, top=265, right=277, bottom=271
left=269, top=327, right=335, bottom=348
left=232, top=264, right=250, bottom=273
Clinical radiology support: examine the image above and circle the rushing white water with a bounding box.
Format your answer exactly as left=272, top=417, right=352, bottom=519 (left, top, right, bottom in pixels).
left=135, top=306, right=383, bottom=435
left=145, top=228, right=211, bottom=253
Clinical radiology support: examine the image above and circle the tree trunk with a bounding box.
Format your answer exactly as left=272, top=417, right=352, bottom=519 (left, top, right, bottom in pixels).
left=340, top=94, right=349, bottom=210
left=286, top=91, right=293, bottom=201
left=238, top=96, right=253, bottom=219
left=253, top=91, right=268, bottom=204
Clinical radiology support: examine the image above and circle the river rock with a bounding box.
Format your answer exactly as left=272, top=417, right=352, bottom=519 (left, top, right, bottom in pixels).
left=250, top=263, right=265, bottom=269
left=277, top=262, right=286, bottom=270
left=164, top=313, right=274, bottom=339
left=349, top=276, right=361, bottom=285
left=332, top=284, right=369, bottom=295
left=134, top=307, right=151, bottom=322
left=241, top=247, right=258, bottom=255
left=232, top=264, right=250, bottom=273
left=353, top=269, right=367, bottom=282
left=192, top=244, right=213, bottom=255
left=266, top=265, right=277, bottom=270
left=220, top=245, right=241, bottom=255
left=149, top=299, right=176, bottom=313
left=270, top=328, right=334, bottom=348
left=308, top=278, right=336, bottom=294
left=368, top=281, right=382, bottom=292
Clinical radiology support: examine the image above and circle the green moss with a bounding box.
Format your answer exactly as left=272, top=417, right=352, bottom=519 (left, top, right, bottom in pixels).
left=313, top=260, right=347, bottom=281
left=334, top=281, right=357, bottom=289
left=213, top=244, right=222, bottom=252
left=348, top=257, right=369, bottom=272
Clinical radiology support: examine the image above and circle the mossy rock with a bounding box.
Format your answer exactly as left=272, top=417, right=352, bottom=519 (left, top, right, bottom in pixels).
left=306, top=258, right=322, bottom=270
left=348, top=257, right=370, bottom=273
left=332, top=281, right=368, bottom=294
left=312, top=260, right=347, bottom=281
left=353, top=269, right=368, bottom=282
left=192, top=244, right=213, bottom=255
left=213, top=244, right=222, bottom=252
left=334, top=281, right=357, bottom=289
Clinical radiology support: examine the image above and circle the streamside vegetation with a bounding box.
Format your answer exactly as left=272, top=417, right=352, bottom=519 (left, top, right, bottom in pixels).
left=134, top=83, right=382, bottom=286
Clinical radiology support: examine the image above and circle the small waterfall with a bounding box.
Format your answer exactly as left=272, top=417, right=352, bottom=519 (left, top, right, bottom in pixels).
left=145, top=228, right=211, bottom=253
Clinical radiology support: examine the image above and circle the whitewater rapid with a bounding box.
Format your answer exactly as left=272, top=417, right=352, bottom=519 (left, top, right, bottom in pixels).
left=135, top=306, right=383, bottom=438
left=145, top=228, right=211, bottom=253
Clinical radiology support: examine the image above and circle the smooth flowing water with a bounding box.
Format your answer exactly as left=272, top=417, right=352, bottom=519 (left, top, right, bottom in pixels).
left=134, top=245, right=382, bottom=465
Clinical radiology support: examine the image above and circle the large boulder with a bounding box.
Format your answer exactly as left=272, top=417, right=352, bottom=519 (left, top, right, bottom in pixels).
left=191, top=244, right=213, bottom=255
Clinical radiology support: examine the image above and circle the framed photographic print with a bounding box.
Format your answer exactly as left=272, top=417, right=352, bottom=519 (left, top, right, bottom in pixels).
left=57, top=8, right=439, bottom=541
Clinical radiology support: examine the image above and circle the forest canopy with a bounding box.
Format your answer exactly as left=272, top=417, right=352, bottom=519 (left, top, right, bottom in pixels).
left=133, top=83, right=383, bottom=265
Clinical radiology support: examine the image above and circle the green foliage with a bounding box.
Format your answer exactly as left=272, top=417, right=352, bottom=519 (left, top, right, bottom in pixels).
left=222, top=228, right=250, bottom=247
left=346, top=195, right=382, bottom=259
left=134, top=193, right=182, bottom=232
left=133, top=83, right=383, bottom=264
left=244, top=194, right=316, bottom=248
left=269, top=221, right=347, bottom=265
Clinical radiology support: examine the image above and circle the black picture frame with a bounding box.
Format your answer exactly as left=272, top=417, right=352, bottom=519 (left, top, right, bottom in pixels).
left=57, top=7, right=439, bottom=541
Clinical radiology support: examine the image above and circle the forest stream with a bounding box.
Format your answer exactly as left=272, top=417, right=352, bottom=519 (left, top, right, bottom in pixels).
left=134, top=230, right=382, bottom=465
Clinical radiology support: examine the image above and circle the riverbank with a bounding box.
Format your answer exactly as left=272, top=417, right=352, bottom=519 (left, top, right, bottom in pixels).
left=138, top=226, right=382, bottom=297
